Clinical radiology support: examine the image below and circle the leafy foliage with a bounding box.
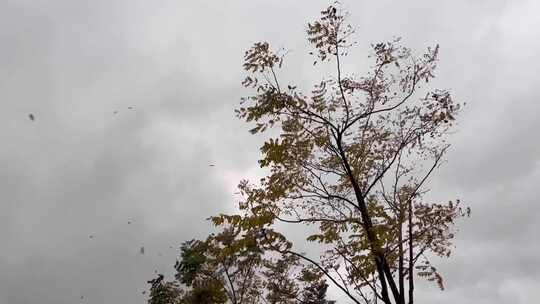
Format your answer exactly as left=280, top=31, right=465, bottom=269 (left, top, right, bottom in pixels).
left=230, top=3, right=469, bottom=304
left=147, top=275, right=183, bottom=304
left=262, top=255, right=300, bottom=303
left=147, top=3, right=470, bottom=304
left=146, top=230, right=335, bottom=304
left=298, top=266, right=337, bottom=304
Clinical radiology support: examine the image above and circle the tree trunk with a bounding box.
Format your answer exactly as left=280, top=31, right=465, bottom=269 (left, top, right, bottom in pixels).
left=336, top=136, right=400, bottom=304
left=408, top=199, right=414, bottom=304
left=398, top=209, right=405, bottom=304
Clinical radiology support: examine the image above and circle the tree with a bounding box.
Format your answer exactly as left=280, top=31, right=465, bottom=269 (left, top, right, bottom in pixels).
left=145, top=228, right=335, bottom=304
left=211, top=4, right=469, bottom=304
left=262, top=255, right=300, bottom=303
left=174, top=228, right=264, bottom=304
left=147, top=275, right=183, bottom=304
left=298, top=266, right=336, bottom=304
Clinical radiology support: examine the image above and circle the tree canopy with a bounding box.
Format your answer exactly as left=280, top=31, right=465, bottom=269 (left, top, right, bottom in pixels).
left=147, top=4, right=469, bottom=304
left=147, top=232, right=335, bottom=304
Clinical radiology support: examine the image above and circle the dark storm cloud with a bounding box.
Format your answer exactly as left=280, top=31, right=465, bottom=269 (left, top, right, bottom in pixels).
left=0, top=0, right=538, bottom=303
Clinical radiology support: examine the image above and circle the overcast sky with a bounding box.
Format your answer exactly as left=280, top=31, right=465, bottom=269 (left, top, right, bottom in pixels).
left=1, top=0, right=539, bottom=303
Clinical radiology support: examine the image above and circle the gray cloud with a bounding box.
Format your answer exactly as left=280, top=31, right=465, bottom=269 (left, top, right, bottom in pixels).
left=0, top=0, right=538, bottom=303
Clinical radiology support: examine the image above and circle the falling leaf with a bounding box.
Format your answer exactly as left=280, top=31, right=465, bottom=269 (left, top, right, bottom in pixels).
left=28, top=114, right=35, bottom=121
left=140, top=246, right=145, bottom=255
